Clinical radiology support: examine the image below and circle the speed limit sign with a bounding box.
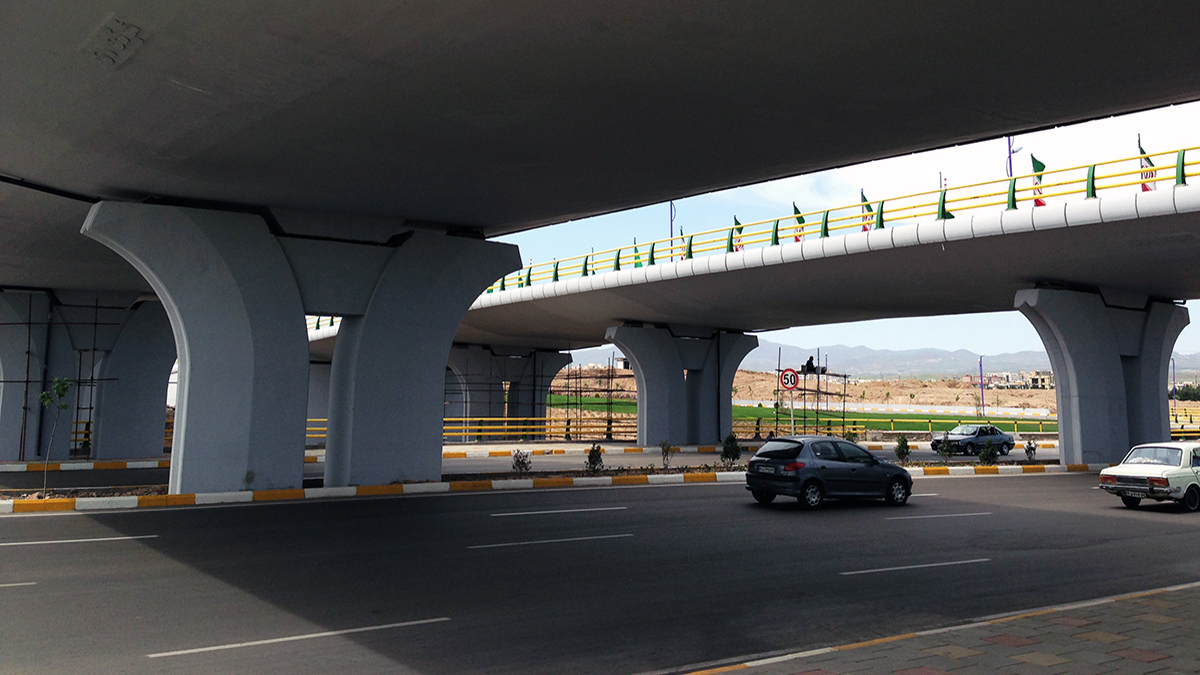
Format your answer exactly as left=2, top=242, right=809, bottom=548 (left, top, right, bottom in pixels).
left=779, top=368, right=799, bottom=391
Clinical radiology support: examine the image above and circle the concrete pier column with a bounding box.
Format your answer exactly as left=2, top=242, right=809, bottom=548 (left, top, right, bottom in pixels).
left=507, top=350, right=572, bottom=422
left=319, top=232, right=518, bottom=487
left=0, top=292, right=50, bottom=461
left=685, top=331, right=759, bottom=444
left=605, top=324, right=757, bottom=446
left=91, top=301, right=176, bottom=459
left=1016, top=288, right=1188, bottom=465
left=83, top=203, right=309, bottom=493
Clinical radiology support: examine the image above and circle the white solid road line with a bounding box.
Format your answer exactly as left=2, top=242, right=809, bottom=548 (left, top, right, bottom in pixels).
left=146, top=617, right=452, bottom=659
left=885, top=511, right=992, bottom=521
left=0, top=534, right=158, bottom=547
left=0, top=582, right=37, bottom=588
left=840, top=558, right=990, bottom=576
left=490, top=506, right=628, bottom=517
left=468, top=533, right=634, bottom=550
left=910, top=493, right=939, bottom=497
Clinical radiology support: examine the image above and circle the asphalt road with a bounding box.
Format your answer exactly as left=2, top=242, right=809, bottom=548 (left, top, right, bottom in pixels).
left=3, top=473, right=1197, bottom=674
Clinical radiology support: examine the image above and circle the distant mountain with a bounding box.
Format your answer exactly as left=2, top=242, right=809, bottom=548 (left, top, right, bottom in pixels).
left=568, top=339, right=1200, bottom=379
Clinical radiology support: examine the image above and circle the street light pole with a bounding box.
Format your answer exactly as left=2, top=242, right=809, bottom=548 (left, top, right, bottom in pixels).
left=979, top=356, right=986, bottom=416
left=1172, top=357, right=1177, bottom=410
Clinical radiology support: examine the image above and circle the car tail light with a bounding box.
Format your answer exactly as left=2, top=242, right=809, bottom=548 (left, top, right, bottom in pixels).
left=783, top=461, right=806, bottom=471
left=1099, top=475, right=1116, bottom=484
left=1149, top=477, right=1169, bottom=487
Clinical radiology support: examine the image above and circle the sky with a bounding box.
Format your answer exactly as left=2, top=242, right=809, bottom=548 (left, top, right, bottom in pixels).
left=496, top=102, right=1200, bottom=356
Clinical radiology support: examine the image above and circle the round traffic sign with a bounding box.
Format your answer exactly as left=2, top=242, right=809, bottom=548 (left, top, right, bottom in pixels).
left=779, top=368, right=799, bottom=391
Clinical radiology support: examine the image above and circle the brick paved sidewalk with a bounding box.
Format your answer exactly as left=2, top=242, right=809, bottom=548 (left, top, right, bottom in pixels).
left=689, top=581, right=1200, bottom=675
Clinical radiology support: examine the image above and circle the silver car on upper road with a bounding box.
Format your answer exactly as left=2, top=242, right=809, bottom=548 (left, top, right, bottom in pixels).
left=745, top=435, right=912, bottom=508
left=931, top=424, right=1014, bottom=456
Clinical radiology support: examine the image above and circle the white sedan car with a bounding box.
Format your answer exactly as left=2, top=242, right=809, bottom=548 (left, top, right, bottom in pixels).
left=1099, top=442, right=1200, bottom=511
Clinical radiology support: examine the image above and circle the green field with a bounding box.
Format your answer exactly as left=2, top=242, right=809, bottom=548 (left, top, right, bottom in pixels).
left=548, top=395, right=1058, bottom=433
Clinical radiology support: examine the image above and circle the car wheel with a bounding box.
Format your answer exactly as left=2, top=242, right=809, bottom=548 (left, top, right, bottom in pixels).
left=1121, top=495, right=1142, bottom=508
left=1183, top=485, right=1200, bottom=513
left=752, top=490, right=776, bottom=505
left=964, top=443, right=976, bottom=456
left=1001, top=443, right=1011, bottom=456
left=885, top=478, right=909, bottom=506
left=798, top=480, right=824, bottom=509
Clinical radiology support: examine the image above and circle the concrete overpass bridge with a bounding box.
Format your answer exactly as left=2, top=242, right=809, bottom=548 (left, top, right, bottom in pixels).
left=311, top=147, right=1200, bottom=467
left=3, top=3, right=1200, bottom=495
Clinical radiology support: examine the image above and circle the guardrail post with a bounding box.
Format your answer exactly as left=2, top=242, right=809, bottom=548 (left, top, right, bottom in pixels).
left=524, top=267, right=532, bottom=286
left=874, top=201, right=884, bottom=229
left=937, top=190, right=954, bottom=220
left=1178, top=150, right=1188, bottom=186
left=725, top=229, right=735, bottom=253
left=1007, top=178, right=1017, bottom=210
left=613, top=248, right=621, bottom=272
left=820, top=211, right=830, bottom=238
left=1086, top=165, right=1097, bottom=198
left=565, top=418, right=571, bottom=441
left=648, top=242, right=655, bottom=265
left=685, top=236, right=693, bottom=259
left=770, top=220, right=779, bottom=246
left=552, top=261, right=559, bottom=282
left=581, top=255, right=589, bottom=277
left=499, top=276, right=506, bottom=291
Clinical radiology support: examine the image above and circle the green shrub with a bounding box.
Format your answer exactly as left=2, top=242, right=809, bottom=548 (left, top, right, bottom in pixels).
left=721, top=433, right=742, bottom=470
left=584, top=443, right=604, bottom=474
left=894, top=435, right=911, bottom=463
left=511, top=449, right=532, bottom=476
left=977, top=439, right=999, bottom=465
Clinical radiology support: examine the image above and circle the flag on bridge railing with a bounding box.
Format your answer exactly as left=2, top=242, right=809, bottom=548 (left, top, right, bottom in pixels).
left=793, top=203, right=805, bottom=242
left=732, top=216, right=745, bottom=251
left=1031, top=155, right=1047, bottom=207
left=1139, top=136, right=1157, bottom=192
left=860, top=190, right=873, bottom=231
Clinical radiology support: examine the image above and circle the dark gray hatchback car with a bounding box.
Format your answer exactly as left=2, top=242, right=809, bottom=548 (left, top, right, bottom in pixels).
left=745, top=435, right=912, bottom=508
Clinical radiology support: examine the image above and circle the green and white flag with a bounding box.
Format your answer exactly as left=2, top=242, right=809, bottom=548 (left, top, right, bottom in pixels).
left=1031, top=155, right=1046, bottom=207
left=1139, top=136, right=1157, bottom=192
left=860, top=190, right=874, bottom=231
left=732, top=216, right=744, bottom=251
left=792, top=202, right=805, bottom=242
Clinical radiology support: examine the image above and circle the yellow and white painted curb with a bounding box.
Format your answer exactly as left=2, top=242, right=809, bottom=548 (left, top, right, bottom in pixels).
left=0, top=459, right=171, bottom=473
left=0, top=463, right=1105, bottom=515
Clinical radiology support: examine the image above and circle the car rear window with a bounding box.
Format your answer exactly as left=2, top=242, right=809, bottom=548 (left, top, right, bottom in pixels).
left=1123, top=446, right=1182, bottom=466
left=756, top=440, right=803, bottom=460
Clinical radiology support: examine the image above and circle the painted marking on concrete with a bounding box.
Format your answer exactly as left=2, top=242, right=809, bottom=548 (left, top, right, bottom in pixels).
left=910, top=493, right=939, bottom=497
left=468, top=533, right=633, bottom=550
left=146, top=617, right=451, bottom=658
left=840, top=558, right=990, bottom=576
left=0, top=581, right=37, bottom=588
left=0, top=534, right=158, bottom=547
left=490, top=506, right=628, bottom=517
left=885, top=511, right=992, bottom=521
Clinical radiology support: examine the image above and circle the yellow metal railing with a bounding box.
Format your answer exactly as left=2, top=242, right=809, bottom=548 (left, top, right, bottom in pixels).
left=486, top=145, right=1200, bottom=293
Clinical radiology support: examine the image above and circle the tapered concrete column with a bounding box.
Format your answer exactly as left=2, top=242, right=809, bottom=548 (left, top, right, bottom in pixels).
left=321, top=233, right=519, bottom=486
left=507, top=351, right=572, bottom=422
left=91, top=301, right=176, bottom=459
left=605, top=324, right=757, bottom=446
left=1016, top=288, right=1188, bottom=465
left=605, top=325, right=688, bottom=446
left=685, top=331, right=758, bottom=443
left=0, top=292, right=49, bottom=461
left=83, top=203, right=309, bottom=493
left=503, top=350, right=571, bottom=439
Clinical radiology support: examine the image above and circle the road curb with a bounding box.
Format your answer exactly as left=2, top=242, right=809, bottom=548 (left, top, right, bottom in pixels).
left=0, top=464, right=1105, bottom=515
